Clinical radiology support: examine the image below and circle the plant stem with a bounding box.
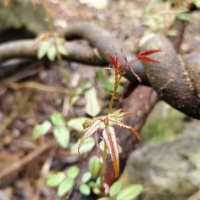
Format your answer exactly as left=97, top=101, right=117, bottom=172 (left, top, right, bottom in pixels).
left=100, top=66, right=120, bottom=185
left=40, top=0, right=71, bottom=98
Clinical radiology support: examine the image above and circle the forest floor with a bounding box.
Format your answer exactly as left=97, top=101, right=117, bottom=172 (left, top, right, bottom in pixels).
left=0, top=0, right=200, bottom=200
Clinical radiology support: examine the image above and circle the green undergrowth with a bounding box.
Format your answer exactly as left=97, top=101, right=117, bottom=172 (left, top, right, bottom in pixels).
left=141, top=102, right=185, bottom=144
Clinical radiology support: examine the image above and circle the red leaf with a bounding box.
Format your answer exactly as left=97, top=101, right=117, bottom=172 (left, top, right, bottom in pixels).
left=120, top=49, right=141, bottom=82
left=136, top=56, right=160, bottom=63
left=103, top=126, right=120, bottom=178
left=137, top=49, right=162, bottom=56
left=102, top=47, right=116, bottom=65
left=109, top=118, right=140, bottom=140
left=78, top=120, right=101, bottom=154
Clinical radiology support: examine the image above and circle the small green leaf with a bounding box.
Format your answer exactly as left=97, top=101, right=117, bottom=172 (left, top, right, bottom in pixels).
left=97, top=198, right=109, bottom=200
left=74, top=87, right=83, bottom=95
left=119, top=76, right=128, bottom=83
left=67, top=117, right=89, bottom=132
left=46, top=172, right=65, bottom=187
left=109, top=180, right=122, bottom=197
left=51, top=112, right=65, bottom=126
left=79, top=184, right=91, bottom=196
left=99, top=140, right=108, bottom=153
left=81, top=81, right=92, bottom=89
left=57, top=179, right=74, bottom=197
left=54, top=37, right=65, bottom=45
left=70, top=96, right=80, bottom=106
left=32, top=120, right=52, bottom=140
left=176, top=13, right=189, bottom=21
left=96, top=68, right=106, bottom=81
left=102, top=81, right=123, bottom=93
left=37, top=41, right=50, bottom=59
left=85, top=87, right=101, bottom=117
left=47, top=47, right=56, bottom=61
left=58, top=45, right=68, bottom=55
left=70, top=137, right=95, bottom=154
left=192, top=0, right=200, bottom=8
left=88, top=181, right=96, bottom=188
left=167, top=30, right=178, bottom=36
left=81, top=172, right=92, bottom=183
left=93, top=187, right=101, bottom=195
left=116, top=184, right=143, bottom=200
left=53, top=126, right=70, bottom=148
left=67, top=166, right=80, bottom=179
left=96, top=177, right=101, bottom=186
left=89, top=156, right=100, bottom=177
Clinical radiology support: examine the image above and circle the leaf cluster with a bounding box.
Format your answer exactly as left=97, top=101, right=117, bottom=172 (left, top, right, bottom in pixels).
left=37, top=37, right=67, bottom=61
left=45, top=156, right=101, bottom=197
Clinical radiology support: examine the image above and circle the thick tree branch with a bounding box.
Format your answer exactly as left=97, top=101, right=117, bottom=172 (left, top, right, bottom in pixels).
left=0, top=40, right=106, bottom=66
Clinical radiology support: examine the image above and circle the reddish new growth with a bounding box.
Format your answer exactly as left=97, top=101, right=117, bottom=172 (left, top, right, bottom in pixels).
left=103, top=48, right=161, bottom=82
left=80, top=48, right=161, bottom=178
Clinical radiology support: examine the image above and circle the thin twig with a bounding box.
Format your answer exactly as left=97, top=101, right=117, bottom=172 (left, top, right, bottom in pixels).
left=0, top=139, right=57, bottom=179
left=9, top=82, right=69, bottom=94
left=40, top=0, right=72, bottom=98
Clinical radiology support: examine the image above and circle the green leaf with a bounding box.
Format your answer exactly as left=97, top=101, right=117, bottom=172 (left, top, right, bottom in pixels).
left=85, top=87, right=101, bottom=117
left=119, top=76, right=128, bottom=83
left=102, top=81, right=123, bottom=93
left=67, top=166, right=80, bottom=179
left=88, top=181, right=96, bottom=188
left=176, top=13, right=189, bottom=21
left=96, top=68, right=106, bottom=81
left=97, top=198, right=109, bottom=200
left=109, top=180, right=122, bottom=197
left=81, top=81, right=92, bottom=89
left=47, top=47, right=56, bottom=61
left=57, top=179, right=74, bottom=197
left=32, top=120, right=52, bottom=140
left=96, top=177, right=101, bottom=186
left=99, top=141, right=123, bottom=154
left=116, top=184, right=143, bottom=200
left=58, top=45, right=68, bottom=55
left=167, top=30, right=178, bottom=36
left=74, top=87, right=83, bottom=95
left=81, top=171, right=92, bottom=183
left=89, top=156, right=100, bottom=177
left=54, top=37, right=65, bottom=45
left=70, top=96, right=80, bottom=106
left=67, top=117, right=89, bottom=132
left=51, top=112, right=65, bottom=126
left=79, top=184, right=91, bottom=196
left=53, top=126, right=70, bottom=148
left=37, top=41, right=50, bottom=59
left=70, top=137, right=95, bottom=154
left=46, top=172, right=65, bottom=187
left=192, top=0, right=200, bottom=8
left=109, top=74, right=127, bottom=84
left=93, top=187, right=101, bottom=195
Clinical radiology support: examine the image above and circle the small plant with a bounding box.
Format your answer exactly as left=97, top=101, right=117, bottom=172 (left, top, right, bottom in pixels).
left=80, top=48, right=161, bottom=181
left=45, top=156, right=101, bottom=197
